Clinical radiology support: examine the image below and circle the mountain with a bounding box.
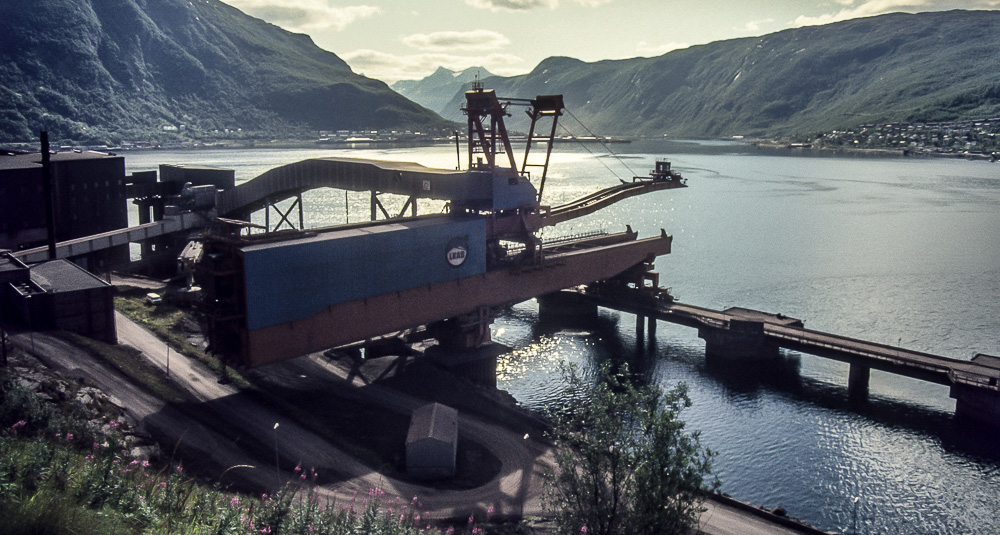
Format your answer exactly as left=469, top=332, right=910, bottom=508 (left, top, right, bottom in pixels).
left=391, top=66, right=494, bottom=115
left=440, top=10, right=1000, bottom=138
left=0, top=0, right=451, bottom=145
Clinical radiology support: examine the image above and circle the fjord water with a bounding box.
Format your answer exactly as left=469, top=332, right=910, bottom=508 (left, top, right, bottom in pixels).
left=126, top=142, right=1000, bottom=534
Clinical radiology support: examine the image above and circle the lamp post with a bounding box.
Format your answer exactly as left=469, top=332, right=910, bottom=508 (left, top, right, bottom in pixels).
left=852, top=496, right=860, bottom=534
left=273, top=422, right=280, bottom=489
left=1, top=296, right=7, bottom=367
left=24, top=294, right=35, bottom=355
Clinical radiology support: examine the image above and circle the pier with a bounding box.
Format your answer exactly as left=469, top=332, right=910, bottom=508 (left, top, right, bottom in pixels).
left=550, top=285, right=1000, bottom=426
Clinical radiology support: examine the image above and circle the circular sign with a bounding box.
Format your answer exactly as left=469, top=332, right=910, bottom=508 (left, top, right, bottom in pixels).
left=446, top=236, right=469, bottom=267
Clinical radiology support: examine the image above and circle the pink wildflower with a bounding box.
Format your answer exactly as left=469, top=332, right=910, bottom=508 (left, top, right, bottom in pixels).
left=65, top=433, right=73, bottom=441
left=581, top=526, right=588, bottom=533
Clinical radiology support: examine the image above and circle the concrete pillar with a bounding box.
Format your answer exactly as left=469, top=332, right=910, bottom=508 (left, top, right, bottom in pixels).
left=951, top=384, right=1000, bottom=427
left=698, top=321, right=779, bottom=361
left=137, top=202, right=153, bottom=260
left=848, top=363, right=870, bottom=401
left=636, top=314, right=645, bottom=340
left=648, top=316, right=657, bottom=338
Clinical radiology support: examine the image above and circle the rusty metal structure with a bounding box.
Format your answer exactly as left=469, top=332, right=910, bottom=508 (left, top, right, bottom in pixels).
left=197, top=87, right=687, bottom=369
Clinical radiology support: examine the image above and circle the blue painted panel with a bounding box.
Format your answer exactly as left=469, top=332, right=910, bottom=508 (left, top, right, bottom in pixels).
left=243, top=218, right=486, bottom=330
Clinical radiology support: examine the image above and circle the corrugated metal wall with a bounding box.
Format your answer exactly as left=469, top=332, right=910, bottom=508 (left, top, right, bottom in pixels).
left=243, top=217, right=486, bottom=330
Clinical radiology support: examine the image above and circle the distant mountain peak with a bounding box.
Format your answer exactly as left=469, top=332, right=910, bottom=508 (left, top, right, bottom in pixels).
left=391, top=66, right=495, bottom=115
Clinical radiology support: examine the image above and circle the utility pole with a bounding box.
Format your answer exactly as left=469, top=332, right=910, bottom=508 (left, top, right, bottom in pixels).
left=273, top=422, right=281, bottom=489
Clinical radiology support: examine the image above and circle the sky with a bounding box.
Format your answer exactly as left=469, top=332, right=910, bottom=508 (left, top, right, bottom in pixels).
left=220, top=0, right=1000, bottom=84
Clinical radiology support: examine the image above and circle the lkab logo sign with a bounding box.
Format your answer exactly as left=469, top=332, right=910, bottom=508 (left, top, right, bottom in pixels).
left=446, top=236, right=468, bottom=267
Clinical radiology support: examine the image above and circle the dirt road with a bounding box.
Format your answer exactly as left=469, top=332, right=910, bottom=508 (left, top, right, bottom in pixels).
left=9, top=315, right=823, bottom=533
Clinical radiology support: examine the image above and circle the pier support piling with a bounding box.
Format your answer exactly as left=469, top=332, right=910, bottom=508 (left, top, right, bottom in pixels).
left=848, top=363, right=870, bottom=401
left=951, top=385, right=1000, bottom=427
left=699, top=320, right=779, bottom=360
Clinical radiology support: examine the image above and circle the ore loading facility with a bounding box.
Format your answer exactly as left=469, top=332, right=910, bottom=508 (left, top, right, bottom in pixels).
left=194, top=84, right=686, bottom=376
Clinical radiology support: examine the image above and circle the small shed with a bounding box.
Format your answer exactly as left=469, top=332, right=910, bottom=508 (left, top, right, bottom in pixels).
left=406, top=402, right=458, bottom=479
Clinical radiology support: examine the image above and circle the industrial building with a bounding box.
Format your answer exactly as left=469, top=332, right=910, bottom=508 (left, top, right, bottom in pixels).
left=406, top=402, right=459, bottom=479
left=0, top=251, right=116, bottom=343
left=0, top=150, right=128, bottom=270
left=196, top=87, right=686, bottom=370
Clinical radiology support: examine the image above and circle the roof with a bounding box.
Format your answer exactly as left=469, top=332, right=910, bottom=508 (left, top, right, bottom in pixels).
left=160, top=163, right=231, bottom=171
left=29, top=260, right=111, bottom=293
left=0, top=151, right=119, bottom=170
left=972, top=354, right=1000, bottom=370
left=406, top=403, right=458, bottom=446
left=0, top=252, right=28, bottom=274
left=238, top=213, right=473, bottom=253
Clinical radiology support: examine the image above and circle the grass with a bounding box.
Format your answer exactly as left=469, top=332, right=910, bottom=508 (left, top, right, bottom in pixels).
left=60, top=332, right=189, bottom=405
left=113, top=287, right=251, bottom=390
left=1, top=373, right=503, bottom=535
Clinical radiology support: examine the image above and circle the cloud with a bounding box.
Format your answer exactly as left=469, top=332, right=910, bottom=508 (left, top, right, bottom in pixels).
left=465, top=0, right=556, bottom=10
left=341, top=49, right=524, bottom=84
left=740, top=18, right=775, bottom=32
left=223, top=0, right=381, bottom=32
left=793, top=0, right=930, bottom=26
left=465, top=0, right=611, bottom=11
left=794, top=0, right=1000, bottom=26
left=635, top=41, right=689, bottom=57
left=402, top=30, right=511, bottom=52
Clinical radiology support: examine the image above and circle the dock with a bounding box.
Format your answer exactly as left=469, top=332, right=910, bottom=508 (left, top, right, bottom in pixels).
left=550, top=285, right=1000, bottom=426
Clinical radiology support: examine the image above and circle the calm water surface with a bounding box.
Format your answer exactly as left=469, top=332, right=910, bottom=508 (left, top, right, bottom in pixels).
left=126, top=142, right=1000, bottom=534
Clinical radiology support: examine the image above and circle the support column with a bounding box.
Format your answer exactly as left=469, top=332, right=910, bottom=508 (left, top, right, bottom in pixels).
left=951, top=384, right=1000, bottom=427
left=297, top=192, right=304, bottom=230
left=848, top=363, right=870, bottom=401
left=636, top=314, right=645, bottom=340
left=699, top=320, right=779, bottom=360
left=426, top=311, right=502, bottom=388
left=648, top=316, right=657, bottom=338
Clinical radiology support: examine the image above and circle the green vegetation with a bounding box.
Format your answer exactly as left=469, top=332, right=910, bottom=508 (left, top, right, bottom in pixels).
left=543, top=364, right=717, bottom=535
left=0, top=0, right=453, bottom=145
left=114, top=287, right=250, bottom=389
left=0, top=375, right=493, bottom=535
left=440, top=11, right=1000, bottom=140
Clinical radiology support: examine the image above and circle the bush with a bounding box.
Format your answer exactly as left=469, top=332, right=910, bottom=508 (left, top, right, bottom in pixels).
left=543, top=363, right=717, bottom=535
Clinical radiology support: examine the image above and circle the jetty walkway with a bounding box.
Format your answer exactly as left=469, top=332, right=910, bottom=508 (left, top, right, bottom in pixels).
left=551, top=286, right=1000, bottom=425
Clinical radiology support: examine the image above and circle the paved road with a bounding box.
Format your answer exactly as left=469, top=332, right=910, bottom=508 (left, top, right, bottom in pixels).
left=10, top=316, right=822, bottom=533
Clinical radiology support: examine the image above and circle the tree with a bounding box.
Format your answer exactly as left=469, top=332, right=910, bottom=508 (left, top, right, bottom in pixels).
left=543, top=363, right=718, bottom=535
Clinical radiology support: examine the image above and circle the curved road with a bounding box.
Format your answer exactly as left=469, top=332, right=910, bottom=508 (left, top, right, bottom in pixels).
left=10, top=314, right=820, bottom=533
